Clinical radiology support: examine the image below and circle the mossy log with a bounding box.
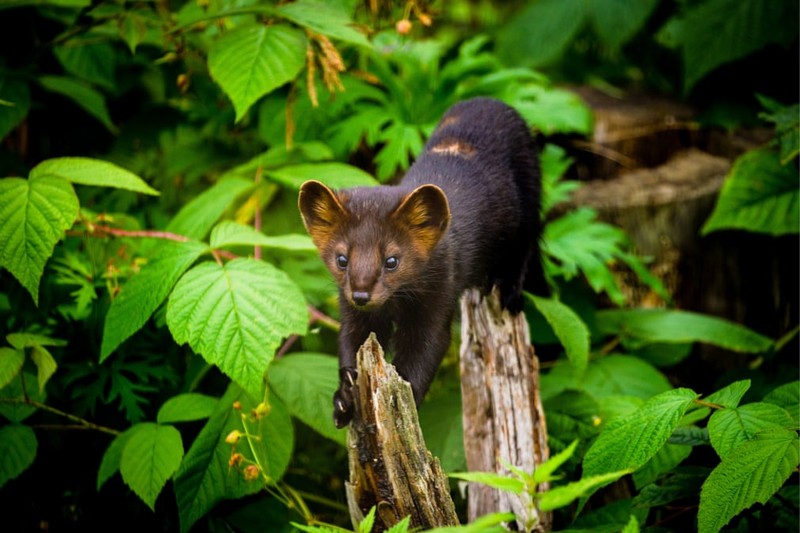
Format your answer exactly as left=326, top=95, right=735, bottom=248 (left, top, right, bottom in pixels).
left=459, top=288, right=551, bottom=532
left=344, top=333, right=459, bottom=532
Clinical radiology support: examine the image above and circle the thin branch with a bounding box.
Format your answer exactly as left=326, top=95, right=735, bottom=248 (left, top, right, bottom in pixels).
left=0, top=398, right=121, bottom=436
left=69, top=224, right=189, bottom=242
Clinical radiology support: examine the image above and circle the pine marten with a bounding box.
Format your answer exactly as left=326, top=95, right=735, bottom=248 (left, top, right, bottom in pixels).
left=298, top=97, right=547, bottom=428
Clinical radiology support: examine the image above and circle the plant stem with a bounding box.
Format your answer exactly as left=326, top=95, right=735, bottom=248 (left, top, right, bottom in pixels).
left=0, top=398, right=121, bottom=436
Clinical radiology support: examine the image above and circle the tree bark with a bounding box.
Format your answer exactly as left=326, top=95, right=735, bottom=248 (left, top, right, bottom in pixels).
left=345, top=333, right=459, bottom=532
left=459, top=288, right=551, bottom=532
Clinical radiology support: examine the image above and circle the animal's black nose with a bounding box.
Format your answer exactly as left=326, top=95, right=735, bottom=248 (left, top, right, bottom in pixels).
left=352, top=291, right=370, bottom=306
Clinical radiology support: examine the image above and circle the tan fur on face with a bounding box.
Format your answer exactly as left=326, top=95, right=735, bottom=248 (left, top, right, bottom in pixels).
left=392, top=185, right=451, bottom=259
left=430, top=138, right=476, bottom=157
left=298, top=180, right=348, bottom=253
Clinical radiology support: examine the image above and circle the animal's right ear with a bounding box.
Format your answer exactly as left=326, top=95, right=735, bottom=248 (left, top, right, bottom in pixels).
left=298, top=180, right=348, bottom=250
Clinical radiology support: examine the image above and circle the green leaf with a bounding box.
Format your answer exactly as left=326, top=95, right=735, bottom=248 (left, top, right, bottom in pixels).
left=596, top=309, right=774, bottom=353
left=757, top=96, right=799, bottom=164
left=119, top=12, right=149, bottom=54
left=539, top=470, right=631, bottom=512
left=621, top=514, right=639, bottom=533
left=174, top=384, right=293, bottom=532
left=208, top=24, right=306, bottom=122
left=632, top=443, right=692, bottom=489
left=374, top=122, right=425, bottom=181
left=30, top=345, right=56, bottom=394
left=534, top=440, right=578, bottom=484
left=101, top=240, right=209, bottom=361
left=265, top=162, right=377, bottom=190
left=0, top=348, right=24, bottom=389
left=167, top=258, right=308, bottom=399
left=418, top=387, right=466, bottom=473
left=6, top=333, right=66, bottom=349
left=0, top=424, right=37, bottom=489
left=166, top=177, right=253, bottom=240
left=497, top=0, right=586, bottom=67
left=97, top=424, right=144, bottom=491
left=513, top=85, right=594, bottom=136
left=31, top=157, right=159, bottom=196
left=120, top=422, right=184, bottom=511
left=38, top=75, right=116, bottom=132
left=276, top=0, right=370, bottom=47
left=677, top=0, right=798, bottom=92
left=702, top=147, right=799, bottom=236
left=583, top=389, right=697, bottom=480
left=708, top=402, right=794, bottom=459
left=584, top=355, right=672, bottom=400
left=0, top=372, right=46, bottom=423
left=698, top=428, right=799, bottom=533
left=588, top=0, right=659, bottom=47
left=267, top=353, right=345, bottom=445
left=54, top=42, right=116, bottom=90
left=210, top=221, right=315, bottom=252
left=449, top=471, right=525, bottom=494
left=0, top=79, right=31, bottom=141
left=704, top=379, right=751, bottom=408
left=763, top=380, right=799, bottom=425
left=157, top=393, right=219, bottom=424
left=528, top=295, right=589, bottom=376
left=0, top=176, right=79, bottom=304
left=634, top=466, right=708, bottom=509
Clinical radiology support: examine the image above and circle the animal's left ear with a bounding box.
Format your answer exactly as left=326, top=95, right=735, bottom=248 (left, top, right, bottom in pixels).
left=392, top=184, right=451, bottom=255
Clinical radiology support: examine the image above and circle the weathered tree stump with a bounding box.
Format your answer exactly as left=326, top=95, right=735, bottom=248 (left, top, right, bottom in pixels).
left=345, top=333, right=459, bottom=532
left=459, top=288, right=551, bottom=532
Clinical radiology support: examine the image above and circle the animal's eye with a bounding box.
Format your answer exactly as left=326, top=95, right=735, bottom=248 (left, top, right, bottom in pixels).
left=384, top=256, right=399, bottom=271
left=336, top=254, right=349, bottom=269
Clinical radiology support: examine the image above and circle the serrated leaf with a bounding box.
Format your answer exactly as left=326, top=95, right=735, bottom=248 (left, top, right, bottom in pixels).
left=539, top=470, right=631, bottom=511
left=583, top=389, right=697, bottom=481
left=634, top=466, right=708, bottom=508
left=0, top=424, right=37, bottom=489
left=534, top=440, right=578, bottom=484
left=449, top=471, right=525, bottom=494
left=0, top=348, right=24, bottom=389
left=698, top=428, right=799, bottom=533
left=708, top=402, right=794, bottom=459
left=528, top=295, right=589, bottom=376
left=157, top=393, right=219, bottom=424
left=702, top=147, right=799, bottom=236
left=174, top=383, right=293, bottom=532
left=0, top=176, right=79, bottom=304
left=209, top=24, right=306, bottom=122
left=167, top=258, right=308, bottom=399
left=632, top=443, right=691, bottom=489
left=668, top=426, right=710, bottom=446
left=210, top=221, right=315, bottom=252
left=101, top=240, right=208, bottom=361
left=596, top=309, right=774, bottom=353
left=704, top=379, right=750, bottom=408
left=31, top=157, right=159, bottom=196
left=513, top=86, right=594, bottom=136
left=267, top=353, right=345, bottom=445
left=763, top=380, right=799, bottom=425
left=120, top=423, right=184, bottom=511
left=276, top=0, right=370, bottom=47
left=38, top=75, right=116, bottom=132
left=584, top=355, right=672, bottom=400
left=97, top=424, right=145, bottom=491
left=588, top=0, right=659, bottom=47
left=374, top=122, right=424, bottom=181
left=265, top=162, right=377, bottom=190
left=166, top=178, right=253, bottom=240
left=0, top=79, right=31, bottom=142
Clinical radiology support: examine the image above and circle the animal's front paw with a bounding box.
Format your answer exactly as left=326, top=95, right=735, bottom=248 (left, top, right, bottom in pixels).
left=332, top=367, right=358, bottom=428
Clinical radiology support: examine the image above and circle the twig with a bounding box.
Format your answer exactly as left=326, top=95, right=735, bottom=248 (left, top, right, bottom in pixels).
left=0, top=398, right=121, bottom=436
left=69, top=225, right=189, bottom=242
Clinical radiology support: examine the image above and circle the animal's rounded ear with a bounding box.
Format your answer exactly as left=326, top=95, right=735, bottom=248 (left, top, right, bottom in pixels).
left=298, top=180, right=348, bottom=230
left=394, top=184, right=451, bottom=232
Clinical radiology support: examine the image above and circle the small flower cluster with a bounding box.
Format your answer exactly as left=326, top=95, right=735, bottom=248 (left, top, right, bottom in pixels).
left=224, top=399, right=272, bottom=483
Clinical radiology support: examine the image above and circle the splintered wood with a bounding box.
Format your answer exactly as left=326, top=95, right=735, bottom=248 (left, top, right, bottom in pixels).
left=459, top=288, right=551, bottom=532
left=345, top=333, right=459, bottom=532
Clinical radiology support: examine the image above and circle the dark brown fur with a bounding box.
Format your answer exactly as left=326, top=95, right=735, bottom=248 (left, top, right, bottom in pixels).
left=298, top=97, right=547, bottom=427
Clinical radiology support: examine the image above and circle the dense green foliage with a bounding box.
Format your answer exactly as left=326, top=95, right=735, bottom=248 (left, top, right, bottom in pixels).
left=0, top=1, right=797, bottom=532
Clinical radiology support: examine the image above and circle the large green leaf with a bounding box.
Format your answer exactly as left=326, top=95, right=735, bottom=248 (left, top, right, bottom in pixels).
left=583, top=388, right=697, bottom=479
left=677, top=0, right=798, bottom=92
left=596, top=309, right=774, bottom=353
left=157, top=393, right=219, bottom=424
left=762, top=380, right=800, bottom=425
left=267, top=353, right=345, bottom=445
left=210, top=221, right=315, bottom=252
left=265, top=162, right=377, bottom=190
left=0, top=79, right=31, bottom=142
left=174, top=384, right=293, bottom=532
left=704, top=379, right=751, bottom=409
left=698, top=428, right=799, bottom=533
left=632, top=443, right=692, bottom=489
left=702, top=147, right=799, bottom=236
left=588, top=0, right=659, bottom=47
left=539, top=470, right=631, bottom=512
left=31, top=157, right=159, bottom=196
left=276, top=0, right=370, bottom=47
left=418, top=387, right=465, bottom=474
left=0, top=348, right=24, bottom=390
left=38, top=75, right=116, bottom=132
left=0, top=424, right=37, bottom=489
left=120, top=422, right=184, bottom=511
left=101, top=240, right=209, bottom=361
left=54, top=42, right=116, bottom=90
left=97, top=425, right=142, bottom=491
left=167, top=258, right=308, bottom=399
left=208, top=24, right=306, bottom=122
left=708, top=402, right=795, bottom=459
left=0, top=176, right=79, bottom=304
left=166, top=177, right=253, bottom=240
left=528, top=295, right=589, bottom=376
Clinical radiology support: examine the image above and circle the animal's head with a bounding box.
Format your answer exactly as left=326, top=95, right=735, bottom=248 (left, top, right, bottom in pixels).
left=298, top=180, right=450, bottom=310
